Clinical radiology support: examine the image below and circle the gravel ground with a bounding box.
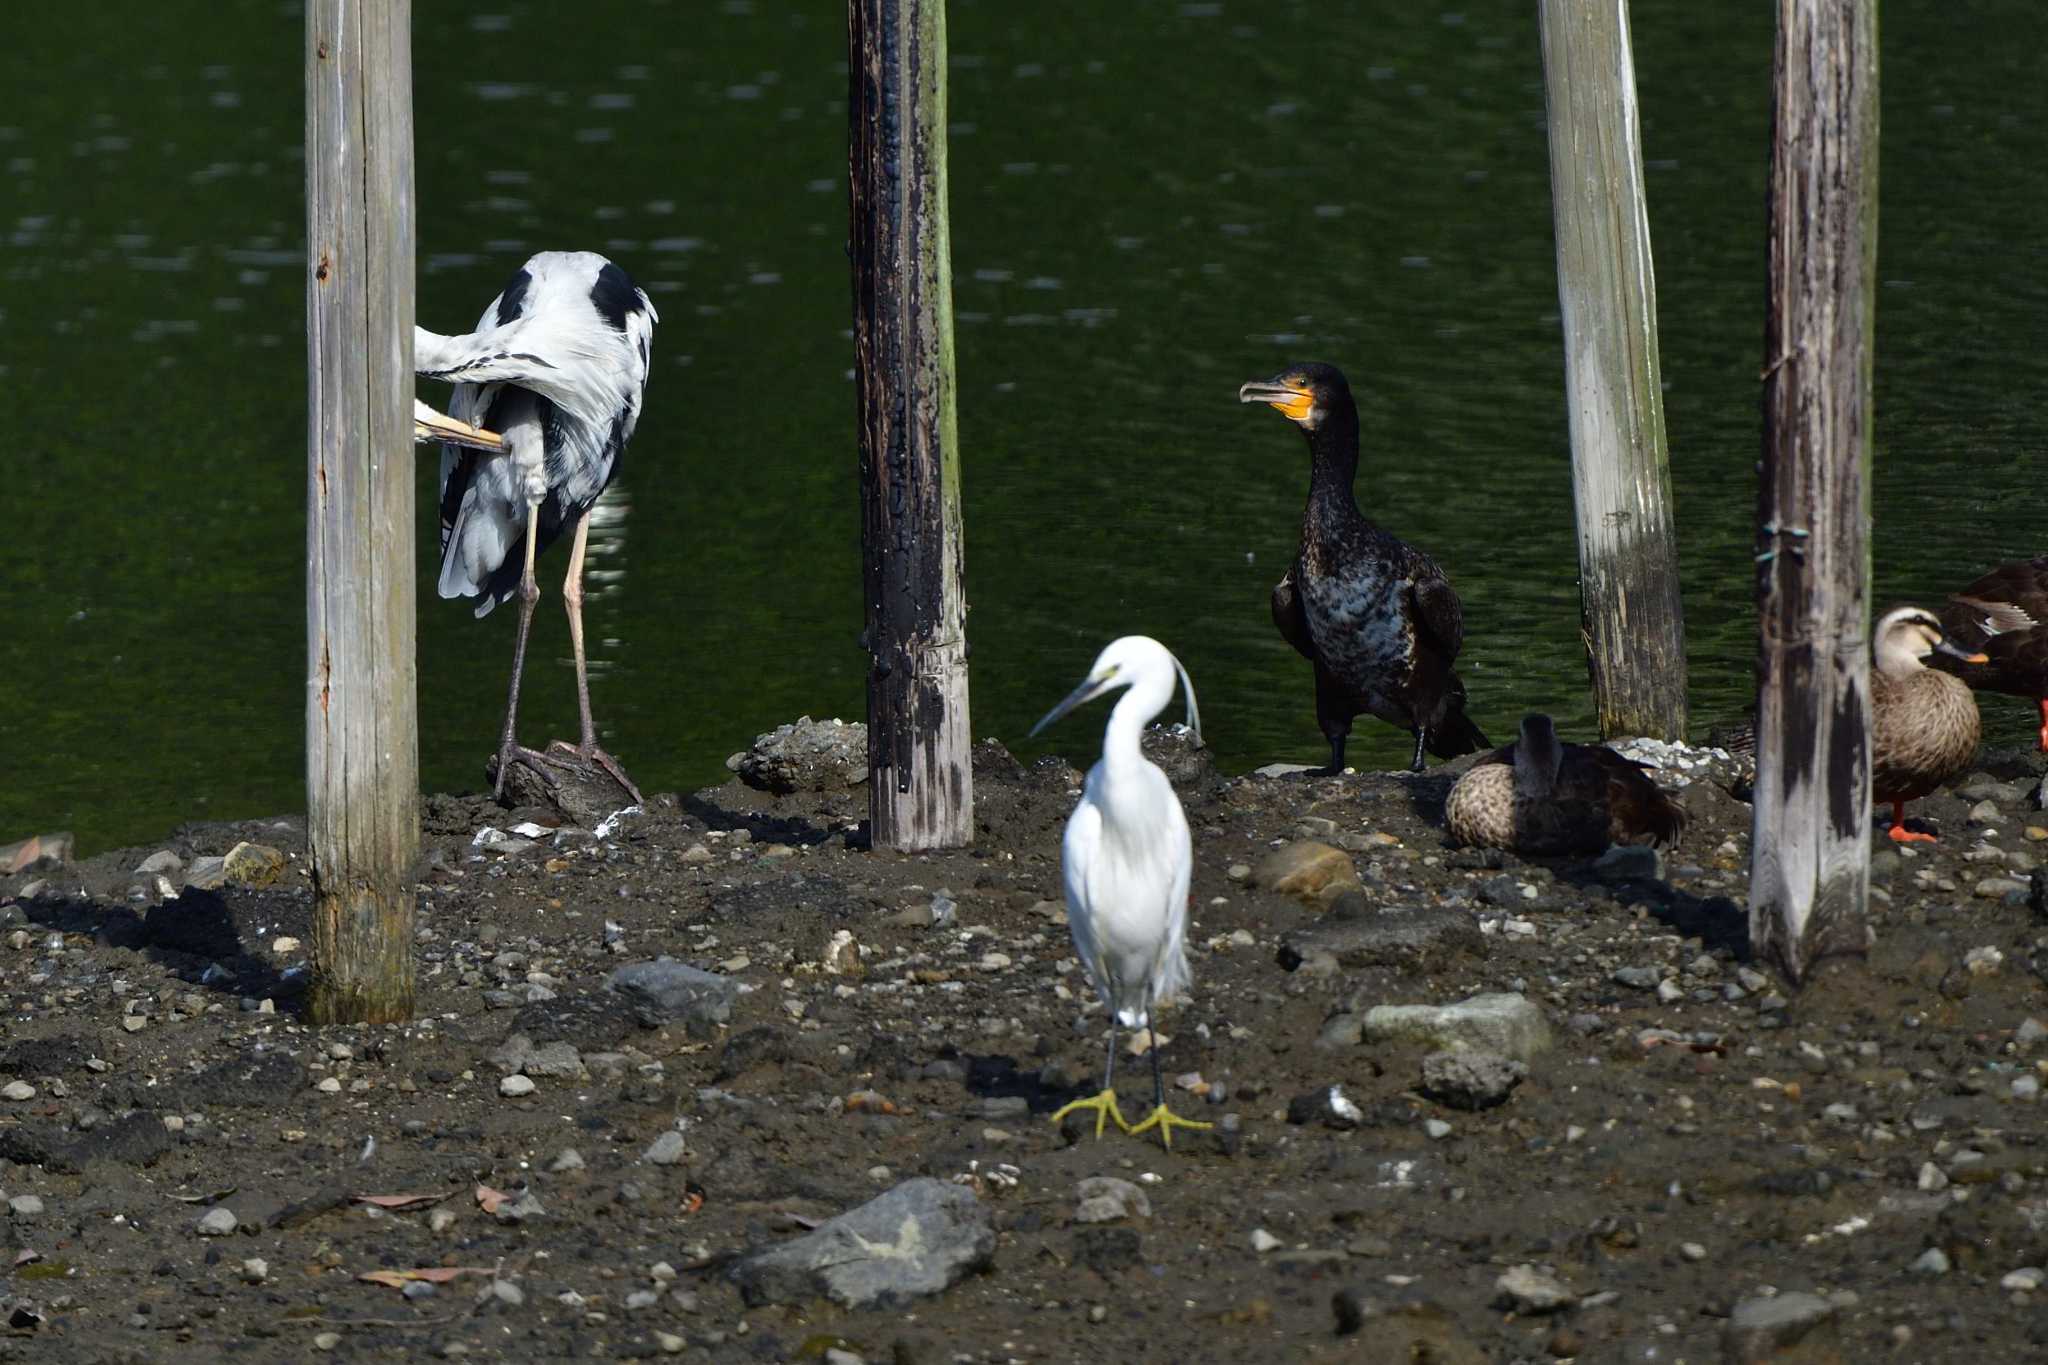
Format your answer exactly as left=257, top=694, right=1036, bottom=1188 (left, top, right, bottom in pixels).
left=4, top=724, right=2048, bottom=1364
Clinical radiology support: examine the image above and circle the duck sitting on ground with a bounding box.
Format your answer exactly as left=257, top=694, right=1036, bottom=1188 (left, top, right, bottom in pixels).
left=1445, top=713, right=1685, bottom=855
left=1934, top=556, right=2048, bottom=750
left=1238, top=362, right=1489, bottom=774
left=1872, top=605, right=1985, bottom=843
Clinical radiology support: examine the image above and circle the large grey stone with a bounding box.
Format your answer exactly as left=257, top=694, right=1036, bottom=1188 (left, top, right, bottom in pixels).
left=1421, top=1050, right=1526, bottom=1111
left=730, top=1177, right=994, bottom=1309
left=1280, top=906, right=1484, bottom=972
left=607, top=960, right=736, bottom=1036
left=1723, top=1291, right=1840, bottom=1364
left=732, top=717, right=868, bottom=794
left=1360, top=993, right=1554, bottom=1064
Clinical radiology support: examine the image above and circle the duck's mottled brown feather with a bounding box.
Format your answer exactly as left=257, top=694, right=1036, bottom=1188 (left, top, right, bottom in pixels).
left=1871, top=666, right=1980, bottom=806
left=1445, top=739, right=1685, bottom=854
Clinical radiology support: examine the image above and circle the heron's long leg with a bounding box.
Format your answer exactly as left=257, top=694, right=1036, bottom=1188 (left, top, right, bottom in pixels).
left=555, top=516, right=644, bottom=803
left=494, top=508, right=544, bottom=799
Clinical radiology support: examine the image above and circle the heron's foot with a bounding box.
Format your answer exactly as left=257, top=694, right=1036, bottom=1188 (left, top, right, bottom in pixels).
left=544, top=740, right=644, bottom=805
left=1127, top=1102, right=1213, bottom=1151
left=1050, top=1089, right=1130, bottom=1140
left=490, top=742, right=562, bottom=801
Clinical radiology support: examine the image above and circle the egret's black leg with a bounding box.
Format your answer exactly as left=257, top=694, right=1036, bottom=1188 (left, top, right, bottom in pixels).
left=494, top=511, right=546, bottom=799
left=552, top=516, right=643, bottom=802
left=1050, top=1015, right=1129, bottom=1138
left=1410, top=727, right=1428, bottom=774
left=1126, top=1005, right=1212, bottom=1150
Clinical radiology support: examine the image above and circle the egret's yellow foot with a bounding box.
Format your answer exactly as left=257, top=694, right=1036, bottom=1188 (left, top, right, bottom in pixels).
left=1127, top=1102, right=1213, bottom=1150
left=1051, top=1089, right=1130, bottom=1138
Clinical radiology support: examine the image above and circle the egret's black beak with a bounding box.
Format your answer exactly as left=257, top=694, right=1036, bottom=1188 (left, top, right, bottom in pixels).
left=1237, top=378, right=1317, bottom=424
left=413, top=399, right=504, bottom=451
left=1934, top=638, right=1990, bottom=665
left=1030, top=672, right=1117, bottom=737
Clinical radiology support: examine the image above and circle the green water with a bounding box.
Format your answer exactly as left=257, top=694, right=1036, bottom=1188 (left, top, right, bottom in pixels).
left=4, top=2, right=2045, bottom=854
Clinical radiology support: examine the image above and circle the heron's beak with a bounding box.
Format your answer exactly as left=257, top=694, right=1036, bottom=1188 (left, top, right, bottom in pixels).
left=413, top=399, right=504, bottom=451
left=1030, top=671, right=1117, bottom=737
left=1934, top=638, right=1990, bottom=665
left=1237, top=378, right=1316, bottom=424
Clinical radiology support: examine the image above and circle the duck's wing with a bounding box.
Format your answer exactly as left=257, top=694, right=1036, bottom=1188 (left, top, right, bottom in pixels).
left=1581, top=746, right=1687, bottom=847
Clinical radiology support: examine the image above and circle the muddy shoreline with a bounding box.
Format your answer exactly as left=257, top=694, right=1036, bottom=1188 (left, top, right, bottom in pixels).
left=3, top=731, right=2048, bottom=1363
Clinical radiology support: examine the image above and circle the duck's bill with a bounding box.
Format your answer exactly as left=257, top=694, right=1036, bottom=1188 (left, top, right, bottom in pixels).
left=1236, top=379, right=1314, bottom=422
left=1934, top=639, right=1990, bottom=665
left=413, top=399, right=504, bottom=450
left=1030, top=675, right=1113, bottom=738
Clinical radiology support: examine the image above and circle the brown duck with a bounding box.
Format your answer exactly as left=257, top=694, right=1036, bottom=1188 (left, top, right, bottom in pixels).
left=1934, top=556, right=2048, bottom=750
left=1238, top=362, right=1489, bottom=773
left=1444, top=714, right=1685, bottom=855
left=1872, top=605, right=1985, bottom=843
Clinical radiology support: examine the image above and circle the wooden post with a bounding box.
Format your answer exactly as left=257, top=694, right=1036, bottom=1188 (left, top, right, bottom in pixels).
left=305, top=0, right=418, bottom=1022
left=848, top=0, right=973, bottom=851
left=1749, top=0, right=1879, bottom=982
left=1537, top=0, right=1688, bottom=740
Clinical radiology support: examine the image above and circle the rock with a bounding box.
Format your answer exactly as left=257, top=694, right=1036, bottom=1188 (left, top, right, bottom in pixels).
left=730, top=1177, right=994, bottom=1309
left=607, top=960, right=736, bottom=1035
left=1286, top=1085, right=1364, bottom=1130
left=182, top=856, right=228, bottom=891
left=0, top=832, right=72, bottom=875
left=8, top=1194, right=44, bottom=1217
left=1612, top=965, right=1663, bottom=991
left=2002, top=1266, right=2045, bottom=1291
left=222, top=842, right=287, bottom=889
left=1253, top=762, right=1319, bottom=778
left=643, top=1131, right=688, bottom=1166
left=135, top=849, right=183, bottom=876
left=1968, top=799, right=2003, bottom=824
left=1420, top=1050, right=1526, bottom=1111
left=1723, top=1291, right=1839, bottom=1364
left=1494, top=1264, right=1575, bottom=1314
left=549, top=1148, right=586, bottom=1173
left=1591, top=843, right=1662, bottom=882
left=1361, top=993, right=1555, bottom=1064
left=522, top=1041, right=584, bottom=1078
left=1250, top=1228, right=1283, bottom=1253
left=2017, top=1018, right=2048, bottom=1050
left=1252, top=842, right=1361, bottom=903
left=1277, top=906, right=1484, bottom=973
left=1912, top=1247, right=1950, bottom=1275
left=498, top=1075, right=535, bottom=1098
left=1141, top=725, right=1214, bottom=787
left=733, top=716, right=868, bottom=794
left=196, top=1207, right=239, bottom=1236
left=0, top=1081, right=34, bottom=1102
left=1073, top=1176, right=1150, bottom=1224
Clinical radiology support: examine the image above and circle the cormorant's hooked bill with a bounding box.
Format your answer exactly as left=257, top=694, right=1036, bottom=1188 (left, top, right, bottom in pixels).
left=1237, top=375, right=1317, bottom=425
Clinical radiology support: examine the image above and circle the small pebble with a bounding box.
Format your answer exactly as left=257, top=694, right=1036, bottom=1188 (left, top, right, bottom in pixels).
left=499, top=1075, right=537, bottom=1098
left=196, top=1207, right=238, bottom=1236
left=1250, top=1228, right=1282, bottom=1253
left=1913, top=1247, right=1951, bottom=1275
left=0, top=1081, right=34, bottom=1101
left=9, top=1194, right=45, bottom=1217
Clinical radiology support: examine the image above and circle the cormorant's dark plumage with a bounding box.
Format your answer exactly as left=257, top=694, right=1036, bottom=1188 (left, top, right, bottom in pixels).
left=1241, top=361, right=1488, bottom=772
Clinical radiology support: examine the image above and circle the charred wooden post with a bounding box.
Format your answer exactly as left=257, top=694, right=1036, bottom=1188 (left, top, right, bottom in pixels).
left=848, top=0, right=973, bottom=851
left=1749, top=0, right=1879, bottom=983
left=1538, top=0, right=1688, bottom=740
left=305, top=0, right=418, bottom=1022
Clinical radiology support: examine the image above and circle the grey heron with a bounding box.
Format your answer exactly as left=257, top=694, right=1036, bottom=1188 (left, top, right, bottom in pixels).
left=415, top=250, right=658, bottom=802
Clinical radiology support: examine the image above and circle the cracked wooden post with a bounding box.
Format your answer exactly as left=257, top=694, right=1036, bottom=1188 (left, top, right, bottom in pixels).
left=1538, top=0, right=1687, bottom=740
left=305, top=0, right=418, bottom=1021
left=1749, top=0, right=1879, bottom=983
left=848, top=0, right=973, bottom=851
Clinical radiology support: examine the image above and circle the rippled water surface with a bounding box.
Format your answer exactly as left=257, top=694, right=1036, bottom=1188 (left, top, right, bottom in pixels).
left=4, top=2, right=2045, bottom=851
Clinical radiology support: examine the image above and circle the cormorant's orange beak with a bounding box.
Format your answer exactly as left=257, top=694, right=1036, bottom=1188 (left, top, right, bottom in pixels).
left=1237, top=378, right=1316, bottom=424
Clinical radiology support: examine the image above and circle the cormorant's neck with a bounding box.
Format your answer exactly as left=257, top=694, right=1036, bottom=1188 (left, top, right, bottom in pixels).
left=1302, top=398, right=1362, bottom=520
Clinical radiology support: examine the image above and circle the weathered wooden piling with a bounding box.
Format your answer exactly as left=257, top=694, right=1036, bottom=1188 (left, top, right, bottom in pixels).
left=1749, top=0, right=1879, bottom=983
left=304, top=0, right=418, bottom=1021
left=1537, top=0, right=1688, bottom=741
left=847, top=0, right=973, bottom=851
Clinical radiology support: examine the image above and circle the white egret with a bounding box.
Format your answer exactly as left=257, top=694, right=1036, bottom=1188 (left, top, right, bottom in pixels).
left=1031, top=635, right=1212, bottom=1150
left=414, top=250, right=658, bottom=801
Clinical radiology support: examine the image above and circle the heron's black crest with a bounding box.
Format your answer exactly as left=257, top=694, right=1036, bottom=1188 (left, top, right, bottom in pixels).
left=495, top=268, right=533, bottom=326
left=590, top=263, right=643, bottom=334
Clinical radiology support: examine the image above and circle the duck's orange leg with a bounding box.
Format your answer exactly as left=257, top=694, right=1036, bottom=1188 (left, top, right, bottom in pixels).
left=2036, top=698, right=2048, bottom=753
left=1888, top=800, right=1937, bottom=844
